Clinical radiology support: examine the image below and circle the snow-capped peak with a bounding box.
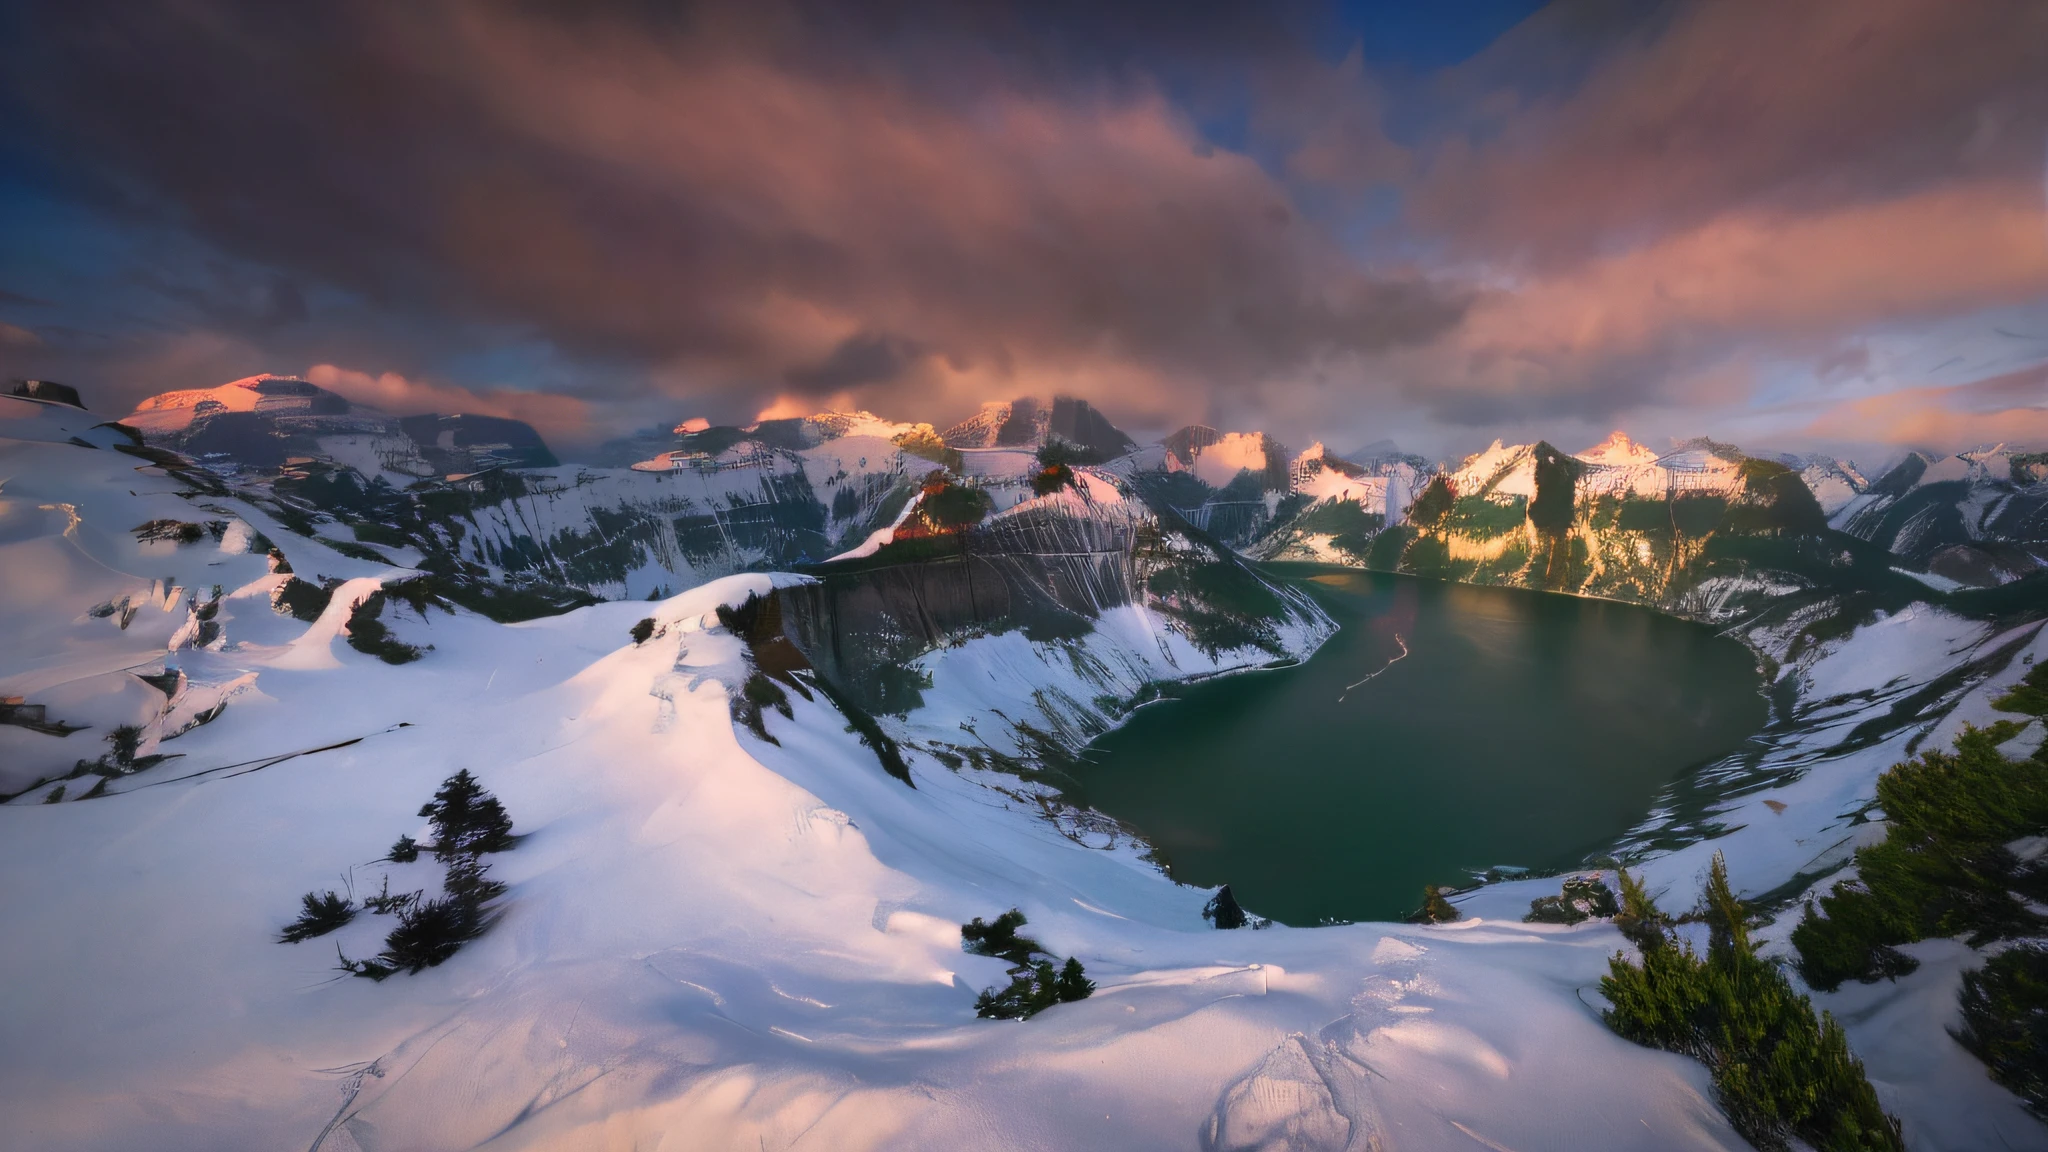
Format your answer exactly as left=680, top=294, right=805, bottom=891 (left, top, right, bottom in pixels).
left=123, top=374, right=349, bottom=435
left=1575, top=430, right=1658, bottom=468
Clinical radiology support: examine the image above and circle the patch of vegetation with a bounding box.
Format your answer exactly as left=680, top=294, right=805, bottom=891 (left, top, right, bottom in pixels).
left=344, top=591, right=424, bottom=664
left=1038, top=438, right=1112, bottom=468
left=360, top=875, right=420, bottom=916
left=1603, top=856, right=1901, bottom=1151
left=350, top=520, right=410, bottom=548
left=381, top=576, right=452, bottom=619
left=1956, top=944, right=2048, bottom=1118
left=975, top=958, right=1096, bottom=1020
left=1611, top=495, right=1675, bottom=533
left=1365, top=523, right=1416, bottom=571
left=273, top=575, right=340, bottom=622
left=133, top=518, right=209, bottom=545
left=1791, top=723, right=2048, bottom=992
left=731, top=670, right=794, bottom=743
left=1528, top=442, right=1583, bottom=533
left=1525, top=874, right=1620, bottom=924
left=70, top=723, right=169, bottom=778
left=1670, top=494, right=1728, bottom=536
left=1410, top=885, right=1459, bottom=923
left=717, top=590, right=808, bottom=746
left=306, top=771, right=518, bottom=980
left=913, top=476, right=994, bottom=533
left=630, top=617, right=656, bottom=645
left=279, top=890, right=356, bottom=942
left=419, top=768, right=517, bottom=860
left=324, top=538, right=396, bottom=564
left=1721, top=459, right=1830, bottom=537
left=113, top=441, right=228, bottom=494
left=1995, top=660, right=2048, bottom=718
left=1031, top=461, right=1076, bottom=496
left=962, top=909, right=1045, bottom=965
left=961, top=909, right=1094, bottom=1020
left=1406, top=475, right=1455, bottom=530
left=892, top=424, right=963, bottom=472
left=851, top=659, right=933, bottom=716
left=346, top=890, right=489, bottom=979
left=1143, top=552, right=1289, bottom=656
left=1443, top=494, right=1529, bottom=540
left=1133, top=468, right=1217, bottom=516
left=1291, top=498, right=1384, bottom=559
left=432, top=576, right=600, bottom=624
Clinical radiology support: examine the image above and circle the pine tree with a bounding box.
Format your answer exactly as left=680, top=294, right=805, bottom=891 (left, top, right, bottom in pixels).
left=375, top=894, right=483, bottom=973
left=387, top=834, right=420, bottom=863
left=1055, top=957, right=1094, bottom=1003
left=419, top=769, right=515, bottom=860
left=1613, top=866, right=1672, bottom=952
left=1413, top=884, right=1459, bottom=924
left=279, top=890, right=356, bottom=942
left=1030, top=961, right=1061, bottom=1014
left=961, top=909, right=1043, bottom=966
left=1701, top=852, right=1752, bottom=961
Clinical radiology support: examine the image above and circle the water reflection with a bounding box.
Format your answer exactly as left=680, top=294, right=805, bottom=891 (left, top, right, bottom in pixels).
left=1071, top=566, right=1769, bottom=924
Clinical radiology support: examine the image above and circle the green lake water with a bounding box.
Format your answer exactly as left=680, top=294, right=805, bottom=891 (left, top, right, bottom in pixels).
left=1072, top=566, right=1769, bottom=925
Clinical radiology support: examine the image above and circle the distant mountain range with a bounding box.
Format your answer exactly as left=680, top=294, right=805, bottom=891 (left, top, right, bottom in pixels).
left=120, top=373, right=558, bottom=475
left=36, top=376, right=2040, bottom=641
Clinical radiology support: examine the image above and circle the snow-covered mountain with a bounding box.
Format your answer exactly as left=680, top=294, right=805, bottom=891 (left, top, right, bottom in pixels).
left=124, top=373, right=559, bottom=477
left=6, top=384, right=2048, bottom=1148
left=1829, top=445, right=2048, bottom=586
left=1254, top=427, right=2048, bottom=660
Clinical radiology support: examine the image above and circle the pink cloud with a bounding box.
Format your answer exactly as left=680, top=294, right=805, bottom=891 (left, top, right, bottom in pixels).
left=304, top=365, right=588, bottom=440
left=1802, top=364, right=2048, bottom=447
left=1383, top=180, right=2048, bottom=419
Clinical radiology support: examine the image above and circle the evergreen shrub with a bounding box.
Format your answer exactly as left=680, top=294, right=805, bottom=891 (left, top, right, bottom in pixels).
left=1602, top=856, right=1901, bottom=1151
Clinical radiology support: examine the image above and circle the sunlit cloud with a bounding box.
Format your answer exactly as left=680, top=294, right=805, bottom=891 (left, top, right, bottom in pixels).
left=1, top=0, right=2043, bottom=456
left=1802, top=364, right=2048, bottom=448
left=305, top=364, right=589, bottom=440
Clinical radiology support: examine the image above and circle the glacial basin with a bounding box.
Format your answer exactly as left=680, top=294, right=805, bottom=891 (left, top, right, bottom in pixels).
left=1070, top=565, right=1769, bottom=925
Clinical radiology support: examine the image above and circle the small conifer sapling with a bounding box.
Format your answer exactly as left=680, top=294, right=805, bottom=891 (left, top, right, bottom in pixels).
left=1203, top=884, right=1248, bottom=929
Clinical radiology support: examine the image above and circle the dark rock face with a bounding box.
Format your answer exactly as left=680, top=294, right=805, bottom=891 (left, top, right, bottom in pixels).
left=9, top=380, right=84, bottom=408
left=1048, top=397, right=1135, bottom=459
left=399, top=413, right=558, bottom=470
left=183, top=412, right=287, bottom=469
left=784, top=507, right=1137, bottom=712
left=942, top=395, right=1137, bottom=457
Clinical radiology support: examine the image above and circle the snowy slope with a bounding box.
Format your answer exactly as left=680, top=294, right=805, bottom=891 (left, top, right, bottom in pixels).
left=4, top=399, right=2047, bottom=1149
left=0, top=555, right=1748, bottom=1152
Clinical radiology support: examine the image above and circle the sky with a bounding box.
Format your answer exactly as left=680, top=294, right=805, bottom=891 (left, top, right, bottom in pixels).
left=1, top=0, right=2045, bottom=464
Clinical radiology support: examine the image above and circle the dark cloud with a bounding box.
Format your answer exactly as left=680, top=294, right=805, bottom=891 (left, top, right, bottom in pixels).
left=784, top=332, right=926, bottom=395
left=1, top=0, right=1463, bottom=429
left=2, top=0, right=2044, bottom=452
left=0, top=287, right=54, bottom=308
left=143, top=266, right=310, bottom=335
left=1413, top=0, right=2048, bottom=265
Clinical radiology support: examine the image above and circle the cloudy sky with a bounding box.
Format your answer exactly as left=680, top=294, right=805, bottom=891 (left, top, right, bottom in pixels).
left=2, top=0, right=2045, bottom=462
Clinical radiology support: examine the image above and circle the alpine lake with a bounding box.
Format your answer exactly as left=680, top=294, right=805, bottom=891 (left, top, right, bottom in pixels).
left=1069, top=565, right=1771, bottom=925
